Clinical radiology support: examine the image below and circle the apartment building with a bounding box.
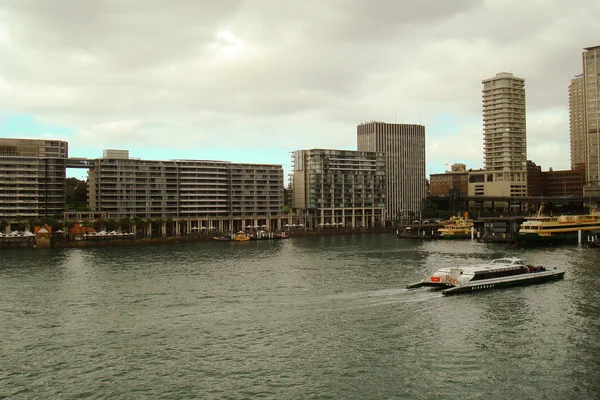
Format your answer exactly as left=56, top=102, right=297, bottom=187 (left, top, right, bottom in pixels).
left=291, top=149, right=386, bottom=228
left=87, top=150, right=284, bottom=228
left=581, top=46, right=600, bottom=196
left=569, top=74, right=587, bottom=169
left=357, top=122, right=426, bottom=220
left=0, top=138, right=67, bottom=220
left=469, top=72, right=527, bottom=207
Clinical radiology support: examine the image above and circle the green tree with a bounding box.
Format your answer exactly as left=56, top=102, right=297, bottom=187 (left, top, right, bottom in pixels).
left=93, top=218, right=106, bottom=232
left=107, top=219, right=120, bottom=232
left=66, top=177, right=89, bottom=210
left=118, top=216, right=130, bottom=232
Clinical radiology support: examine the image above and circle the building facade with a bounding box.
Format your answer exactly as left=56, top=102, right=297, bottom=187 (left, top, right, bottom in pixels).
left=569, top=74, right=587, bottom=169
left=429, top=163, right=469, bottom=197
left=581, top=46, right=600, bottom=196
left=87, top=150, right=284, bottom=230
left=469, top=72, right=527, bottom=206
left=291, top=149, right=386, bottom=228
left=357, top=122, right=426, bottom=221
left=527, top=161, right=585, bottom=197
left=0, top=138, right=68, bottom=220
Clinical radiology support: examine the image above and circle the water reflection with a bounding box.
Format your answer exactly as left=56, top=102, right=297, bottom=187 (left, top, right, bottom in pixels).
left=0, top=235, right=599, bottom=398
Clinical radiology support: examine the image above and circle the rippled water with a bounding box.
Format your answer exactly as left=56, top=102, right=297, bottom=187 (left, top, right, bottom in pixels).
left=1, top=235, right=599, bottom=399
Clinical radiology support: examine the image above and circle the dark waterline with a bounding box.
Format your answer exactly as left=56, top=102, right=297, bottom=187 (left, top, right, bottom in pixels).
left=1, top=235, right=599, bottom=399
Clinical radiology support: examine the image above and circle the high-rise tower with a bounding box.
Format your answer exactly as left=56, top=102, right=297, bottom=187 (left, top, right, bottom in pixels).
left=482, top=72, right=527, bottom=181
left=468, top=73, right=527, bottom=205
left=357, top=122, right=426, bottom=221
left=582, top=45, right=600, bottom=196
left=569, top=74, right=587, bottom=169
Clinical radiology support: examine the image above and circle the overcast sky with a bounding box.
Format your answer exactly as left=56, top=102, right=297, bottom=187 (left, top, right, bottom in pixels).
left=0, top=0, right=598, bottom=179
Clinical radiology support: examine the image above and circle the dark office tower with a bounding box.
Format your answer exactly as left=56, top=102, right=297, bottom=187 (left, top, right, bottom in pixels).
left=357, top=122, right=426, bottom=221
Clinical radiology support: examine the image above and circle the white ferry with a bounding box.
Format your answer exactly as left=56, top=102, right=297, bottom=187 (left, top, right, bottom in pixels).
left=406, top=257, right=564, bottom=296
left=516, top=205, right=600, bottom=244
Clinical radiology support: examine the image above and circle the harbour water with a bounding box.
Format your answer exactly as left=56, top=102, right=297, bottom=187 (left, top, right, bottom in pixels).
left=1, top=235, right=599, bottom=399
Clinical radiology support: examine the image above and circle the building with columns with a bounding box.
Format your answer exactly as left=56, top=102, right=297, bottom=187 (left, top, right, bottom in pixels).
left=356, top=122, right=426, bottom=221
left=86, top=150, right=285, bottom=233
left=0, top=138, right=68, bottom=220
left=291, top=149, right=386, bottom=228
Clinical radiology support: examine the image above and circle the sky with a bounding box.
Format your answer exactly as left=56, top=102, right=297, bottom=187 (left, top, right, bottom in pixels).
left=0, top=0, right=598, bottom=181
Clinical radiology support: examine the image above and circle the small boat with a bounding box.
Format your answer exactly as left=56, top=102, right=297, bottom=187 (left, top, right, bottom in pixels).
left=212, top=235, right=231, bottom=241
left=516, top=204, right=600, bottom=245
left=233, top=232, right=250, bottom=242
left=407, top=257, right=564, bottom=296
left=438, top=212, right=473, bottom=239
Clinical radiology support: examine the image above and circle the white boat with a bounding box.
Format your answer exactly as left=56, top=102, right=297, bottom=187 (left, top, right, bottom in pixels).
left=407, top=257, right=564, bottom=295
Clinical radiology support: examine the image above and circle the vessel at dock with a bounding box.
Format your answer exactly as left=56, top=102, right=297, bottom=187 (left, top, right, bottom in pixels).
left=406, top=257, right=564, bottom=296
left=438, top=213, right=473, bottom=239
left=515, top=205, right=600, bottom=245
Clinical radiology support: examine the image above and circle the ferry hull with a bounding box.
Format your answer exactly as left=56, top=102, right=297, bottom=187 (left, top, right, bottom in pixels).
left=441, top=270, right=565, bottom=295
left=515, top=231, right=599, bottom=245
left=406, top=281, right=451, bottom=289
left=439, top=233, right=471, bottom=240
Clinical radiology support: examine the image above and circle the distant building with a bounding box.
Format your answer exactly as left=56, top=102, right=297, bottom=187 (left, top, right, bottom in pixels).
left=429, top=163, right=469, bottom=197
left=527, top=161, right=585, bottom=197
left=469, top=72, right=527, bottom=207
left=0, top=138, right=68, bottom=220
left=291, top=149, right=386, bottom=228
left=87, top=150, right=284, bottom=229
left=569, top=74, right=587, bottom=169
left=357, top=122, right=426, bottom=220
left=579, top=46, right=600, bottom=196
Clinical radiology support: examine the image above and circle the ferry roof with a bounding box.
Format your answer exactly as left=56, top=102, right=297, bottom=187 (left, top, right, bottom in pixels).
left=434, top=258, right=525, bottom=274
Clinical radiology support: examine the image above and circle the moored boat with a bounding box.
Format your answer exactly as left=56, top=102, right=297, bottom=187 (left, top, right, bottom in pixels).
left=516, top=205, right=600, bottom=245
left=406, top=257, right=564, bottom=295
left=438, top=212, right=473, bottom=239
left=233, top=231, right=250, bottom=242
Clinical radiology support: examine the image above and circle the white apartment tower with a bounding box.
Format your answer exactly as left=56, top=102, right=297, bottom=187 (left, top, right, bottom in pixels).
left=357, top=122, right=426, bottom=221
left=477, top=72, right=527, bottom=198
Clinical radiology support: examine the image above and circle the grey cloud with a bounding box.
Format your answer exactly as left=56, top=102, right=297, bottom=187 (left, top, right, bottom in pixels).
left=0, top=0, right=598, bottom=172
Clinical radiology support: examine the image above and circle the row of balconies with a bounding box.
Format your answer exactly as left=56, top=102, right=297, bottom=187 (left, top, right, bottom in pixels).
left=312, top=203, right=385, bottom=209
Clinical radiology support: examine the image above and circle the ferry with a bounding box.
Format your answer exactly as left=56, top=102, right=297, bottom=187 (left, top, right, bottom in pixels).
left=233, top=231, right=250, bottom=242
left=406, top=257, right=564, bottom=296
left=516, top=205, right=600, bottom=245
left=438, top=212, right=473, bottom=239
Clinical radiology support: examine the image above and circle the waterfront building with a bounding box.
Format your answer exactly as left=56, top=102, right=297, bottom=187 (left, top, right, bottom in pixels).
left=291, top=149, right=386, bottom=228
left=0, top=138, right=68, bottom=220
left=527, top=161, right=585, bottom=197
left=579, top=46, right=600, bottom=197
left=469, top=72, right=527, bottom=208
left=356, top=122, right=426, bottom=221
left=87, top=150, right=284, bottom=231
left=429, top=163, right=469, bottom=197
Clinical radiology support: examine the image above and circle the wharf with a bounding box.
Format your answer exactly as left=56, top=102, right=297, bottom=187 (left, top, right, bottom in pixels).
left=473, top=216, right=525, bottom=244
left=396, top=224, right=443, bottom=239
